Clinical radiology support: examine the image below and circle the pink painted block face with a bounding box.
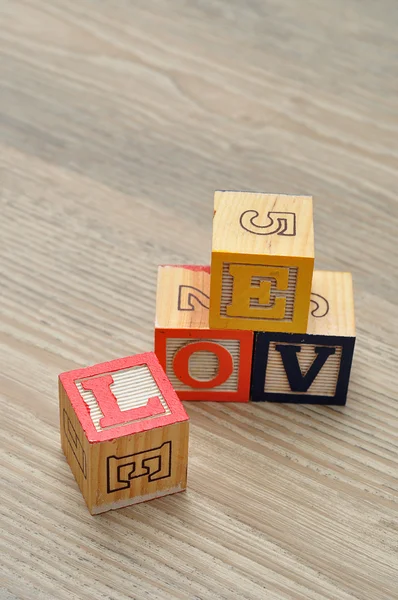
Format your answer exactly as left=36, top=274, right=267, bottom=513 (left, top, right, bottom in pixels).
left=59, top=352, right=188, bottom=443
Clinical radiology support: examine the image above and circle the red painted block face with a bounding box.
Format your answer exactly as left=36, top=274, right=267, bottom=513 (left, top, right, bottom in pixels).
left=59, top=352, right=188, bottom=443
left=155, top=266, right=253, bottom=402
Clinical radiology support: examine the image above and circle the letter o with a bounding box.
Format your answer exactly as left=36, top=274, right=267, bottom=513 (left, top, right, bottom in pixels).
left=173, top=341, right=233, bottom=389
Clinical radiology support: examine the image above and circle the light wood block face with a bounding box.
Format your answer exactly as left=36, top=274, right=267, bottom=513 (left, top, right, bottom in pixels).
left=155, top=265, right=253, bottom=401
left=156, top=264, right=211, bottom=329
left=59, top=353, right=189, bottom=514
left=251, top=271, right=356, bottom=404
left=210, top=191, right=314, bottom=332
left=307, top=270, right=355, bottom=336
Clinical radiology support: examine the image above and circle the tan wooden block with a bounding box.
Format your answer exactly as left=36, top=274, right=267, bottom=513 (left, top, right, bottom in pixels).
left=252, top=271, right=356, bottom=404
left=156, top=264, right=211, bottom=330
left=307, top=271, right=355, bottom=336
left=155, top=265, right=253, bottom=402
left=59, top=353, right=189, bottom=514
left=210, top=191, right=314, bottom=333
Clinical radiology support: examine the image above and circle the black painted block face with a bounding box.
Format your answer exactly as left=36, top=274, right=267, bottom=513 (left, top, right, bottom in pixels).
left=251, top=332, right=355, bottom=405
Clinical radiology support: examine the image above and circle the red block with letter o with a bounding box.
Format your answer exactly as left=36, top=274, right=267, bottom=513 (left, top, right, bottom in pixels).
left=155, top=265, right=253, bottom=402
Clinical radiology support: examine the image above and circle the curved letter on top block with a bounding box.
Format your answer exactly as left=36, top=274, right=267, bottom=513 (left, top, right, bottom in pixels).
left=173, top=341, right=234, bottom=389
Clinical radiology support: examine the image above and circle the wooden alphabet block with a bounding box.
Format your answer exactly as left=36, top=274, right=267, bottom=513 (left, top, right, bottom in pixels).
left=209, top=191, right=314, bottom=333
left=59, top=352, right=189, bottom=514
left=155, top=265, right=253, bottom=401
left=251, top=271, right=355, bottom=404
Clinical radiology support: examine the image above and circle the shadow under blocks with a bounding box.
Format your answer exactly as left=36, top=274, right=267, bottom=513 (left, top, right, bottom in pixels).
left=251, top=271, right=356, bottom=405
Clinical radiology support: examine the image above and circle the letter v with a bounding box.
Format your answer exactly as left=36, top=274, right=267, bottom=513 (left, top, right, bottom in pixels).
left=275, top=345, right=336, bottom=392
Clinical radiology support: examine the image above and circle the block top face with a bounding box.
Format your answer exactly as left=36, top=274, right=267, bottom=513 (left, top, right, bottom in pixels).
left=59, top=352, right=189, bottom=443
left=308, top=271, right=355, bottom=337
left=156, top=265, right=210, bottom=329
left=212, top=191, right=314, bottom=259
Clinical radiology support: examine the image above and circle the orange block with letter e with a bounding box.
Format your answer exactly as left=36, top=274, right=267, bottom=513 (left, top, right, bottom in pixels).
left=59, top=352, right=189, bottom=514
left=155, top=265, right=253, bottom=401
left=210, top=191, right=314, bottom=333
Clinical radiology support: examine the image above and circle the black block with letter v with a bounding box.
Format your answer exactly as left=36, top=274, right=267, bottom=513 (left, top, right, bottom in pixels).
left=251, top=332, right=355, bottom=405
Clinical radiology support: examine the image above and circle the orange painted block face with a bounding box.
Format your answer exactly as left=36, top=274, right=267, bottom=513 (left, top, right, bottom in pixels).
left=59, top=353, right=189, bottom=514
left=209, top=191, right=315, bottom=333
left=155, top=265, right=253, bottom=401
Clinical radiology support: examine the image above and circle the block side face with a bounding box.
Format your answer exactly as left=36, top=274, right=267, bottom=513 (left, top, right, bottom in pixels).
left=59, top=353, right=188, bottom=443
left=209, top=252, right=312, bottom=332
left=91, top=486, right=185, bottom=514
left=156, top=327, right=253, bottom=402
left=252, top=332, right=355, bottom=404
left=209, top=251, right=224, bottom=329
left=213, top=191, right=314, bottom=258
left=87, top=420, right=189, bottom=514
left=59, top=381, right=91, bottom=507
left=308, top=271, right=355, bottom=337
left=156, top=265, right=210, bottom=330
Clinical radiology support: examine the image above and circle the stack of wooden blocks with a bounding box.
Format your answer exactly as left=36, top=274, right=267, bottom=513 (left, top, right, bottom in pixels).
left=155, top=191, right=355, bottom=405
left=60, top=191, right=355, bottom=514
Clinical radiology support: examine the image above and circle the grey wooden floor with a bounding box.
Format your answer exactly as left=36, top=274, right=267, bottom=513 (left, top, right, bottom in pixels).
left=1, top=1, right=398, bottom=599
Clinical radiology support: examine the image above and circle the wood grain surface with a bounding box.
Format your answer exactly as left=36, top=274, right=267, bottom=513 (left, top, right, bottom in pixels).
left=1, top=1, right=397, bottom=598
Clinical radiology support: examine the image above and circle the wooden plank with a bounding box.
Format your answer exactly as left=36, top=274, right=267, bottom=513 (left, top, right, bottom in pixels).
left=1, top=0, right=398, bottom=598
